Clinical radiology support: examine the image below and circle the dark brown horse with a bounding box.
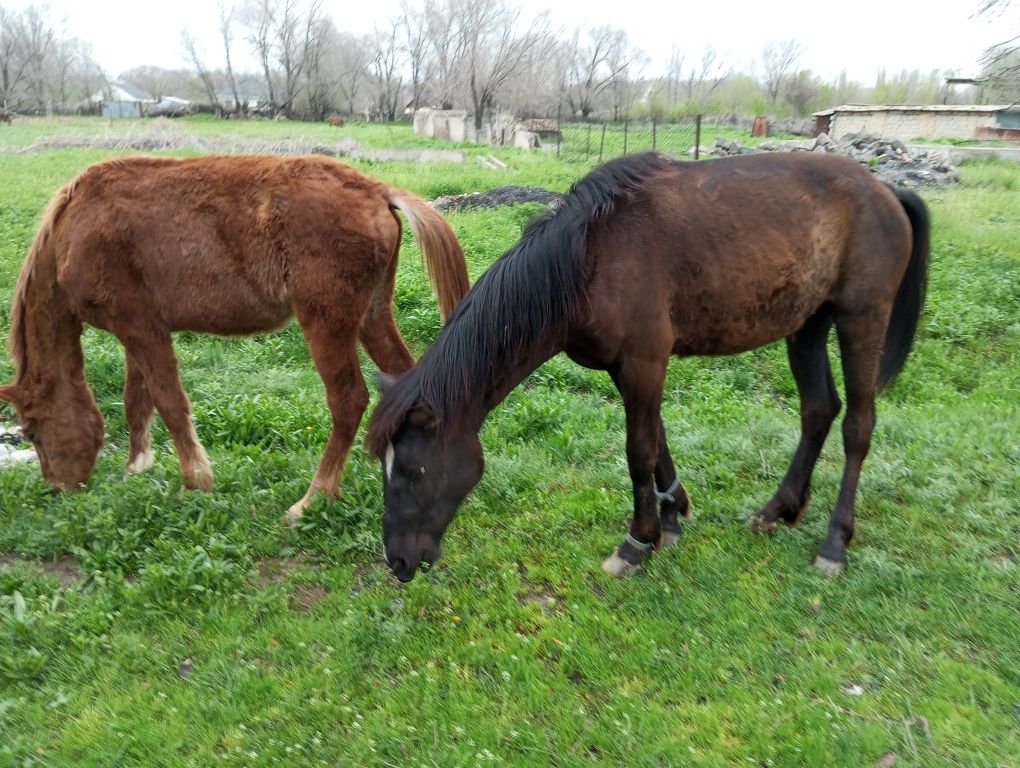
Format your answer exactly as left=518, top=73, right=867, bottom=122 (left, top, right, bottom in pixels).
left=367, top=151, right=929, bottom=582
left=0, top=155, right=469, bottom=520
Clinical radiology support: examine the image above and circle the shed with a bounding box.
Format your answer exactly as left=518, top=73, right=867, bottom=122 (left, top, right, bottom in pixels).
left=91, top=81, right=153, bottom=118
left=811, top=104, right=1020, bottom=142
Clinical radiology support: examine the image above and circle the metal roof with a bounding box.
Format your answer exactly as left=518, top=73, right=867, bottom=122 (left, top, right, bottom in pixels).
left=812, top=104, right=1015, bottom=117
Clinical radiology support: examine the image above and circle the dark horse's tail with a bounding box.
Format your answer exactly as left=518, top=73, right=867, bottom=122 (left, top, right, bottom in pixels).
left=878, top=187, right=930, bottom=391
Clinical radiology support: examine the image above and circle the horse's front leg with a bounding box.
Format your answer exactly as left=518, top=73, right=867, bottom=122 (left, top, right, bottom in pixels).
left=603, top=357, right=669, bottom=577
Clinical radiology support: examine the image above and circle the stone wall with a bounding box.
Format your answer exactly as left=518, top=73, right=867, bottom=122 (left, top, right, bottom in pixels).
left=414, top=108, right=470, bottom=143
left=828, top=110, right=1002, bottom=142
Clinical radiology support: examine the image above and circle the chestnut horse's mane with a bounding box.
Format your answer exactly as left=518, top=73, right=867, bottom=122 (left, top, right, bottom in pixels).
left=8, top=176, right=81, bottom=386
left=367, top=152, right=675, bottom=457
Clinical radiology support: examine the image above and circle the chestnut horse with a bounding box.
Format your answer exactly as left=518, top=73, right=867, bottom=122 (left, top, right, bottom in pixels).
left=367, top=151, right=929, bottom=582
left=0, top=155, right=469, bottom=520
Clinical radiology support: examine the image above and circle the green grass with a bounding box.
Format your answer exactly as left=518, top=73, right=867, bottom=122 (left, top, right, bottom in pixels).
left=0, top=118, right=1018, bottom=767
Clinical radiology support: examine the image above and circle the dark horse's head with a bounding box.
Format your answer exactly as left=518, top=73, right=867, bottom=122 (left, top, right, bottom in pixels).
left=369, top=376, right=483, bottom=582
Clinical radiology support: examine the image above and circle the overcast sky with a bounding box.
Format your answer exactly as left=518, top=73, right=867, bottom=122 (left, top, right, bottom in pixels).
left=6, top=0, right=1013, bottom=83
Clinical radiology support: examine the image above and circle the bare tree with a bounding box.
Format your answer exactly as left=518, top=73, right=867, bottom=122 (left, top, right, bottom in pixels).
left=370, top=23, right=404, bottom=121
left=336, top=32, right=373, bottom=116
left=682, top=47, right=729, bottom=114
left=243, top=0, right=278, bottom=112
left=424, top=0, right=467, bottom=110
left=181, top=30, right=222, bottom=113
left=974, top=0, right=1020, bottom=100
left=448, top=0, right=549, bottom=129
left=303, top=14, right=339, bottom=120
left=0, top=7, right=31, bottom=110
left=783, top=69, right=818, bottom=115
left=275, top=0, right=308, bottom=116
left=219, top=4, right=245, bottom=116
left=20, top=5, right=56, bottom=112
left=565, top=25, right=634, bottom=119
left=761, top=39, right=803, bottom=108
left=401, top=2, right=432, bottom=112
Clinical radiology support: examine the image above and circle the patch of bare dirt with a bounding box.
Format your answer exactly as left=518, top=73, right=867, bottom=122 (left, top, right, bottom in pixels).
left=0, top=554, right=82, bottom=586
left=256, top=556, right=303, bottom=586
left=289, top=583, right=330, bottom=610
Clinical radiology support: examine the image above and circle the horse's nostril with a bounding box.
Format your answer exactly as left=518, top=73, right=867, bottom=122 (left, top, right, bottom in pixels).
left=389, top=556, right=407, bottom=574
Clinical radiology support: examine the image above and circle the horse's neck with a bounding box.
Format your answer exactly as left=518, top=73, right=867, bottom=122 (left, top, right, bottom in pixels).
left=474, top=336, right=562, bottom=430
left=19, top=272, right=84, bottom=387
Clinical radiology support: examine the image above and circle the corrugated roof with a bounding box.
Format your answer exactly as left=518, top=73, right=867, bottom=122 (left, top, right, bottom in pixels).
left=812, top=104, right=1015, bottom=117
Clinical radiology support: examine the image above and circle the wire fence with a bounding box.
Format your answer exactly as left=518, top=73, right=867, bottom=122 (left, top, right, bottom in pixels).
left=555, top=115, right=704, bottom=165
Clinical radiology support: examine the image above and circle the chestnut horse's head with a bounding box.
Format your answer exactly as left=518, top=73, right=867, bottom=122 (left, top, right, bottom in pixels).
left=377, top=402, right=484, bottom=583
left=0, top=380, right=104, bottom=491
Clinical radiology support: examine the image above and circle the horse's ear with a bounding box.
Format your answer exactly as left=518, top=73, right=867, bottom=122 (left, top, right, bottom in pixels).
left=407, top=404, right=439, bottom=431
left=0, top=385, right=23, bottom=406
left=376, top=372, right=400, bottom=392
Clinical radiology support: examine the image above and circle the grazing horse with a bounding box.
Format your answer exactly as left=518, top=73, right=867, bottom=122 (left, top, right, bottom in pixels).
left=367, top=151, right=929, bottom=582
left=0, top=155, right=469, bottom=521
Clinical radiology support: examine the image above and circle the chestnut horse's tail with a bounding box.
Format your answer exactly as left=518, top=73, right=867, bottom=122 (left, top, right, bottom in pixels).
left=8, top=180, right=76, bottom=382
left=878, top=187, right=930, bottom=391
left=385, top=190, right=469, bottom=320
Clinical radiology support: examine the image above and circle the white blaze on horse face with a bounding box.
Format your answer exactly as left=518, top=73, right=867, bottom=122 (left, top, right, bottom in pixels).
left=385, top=443, right=395, bottom=480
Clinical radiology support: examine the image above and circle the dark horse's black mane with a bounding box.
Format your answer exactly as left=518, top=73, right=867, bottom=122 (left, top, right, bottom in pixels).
left=367, top=151, right=674, bottom=456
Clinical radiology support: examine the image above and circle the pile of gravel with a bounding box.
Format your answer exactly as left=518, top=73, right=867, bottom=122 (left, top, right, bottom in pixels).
left=433, top=185, right=564, bottom=212
left=711, top=132, right=959, bottom=188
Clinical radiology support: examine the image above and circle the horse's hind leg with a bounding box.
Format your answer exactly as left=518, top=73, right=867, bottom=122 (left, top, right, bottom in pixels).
left=655, top=419, right=690, bottom=550
left=118, top=329, right=213, bottom=491
left=124, top=352, right=156, bottom=474
left=284, top=319, right=367, bottom=523
left=358, top=251, right=415, bottom=375
left=815, top=311, right=885, bottom=576
left=753, top=309, right=840, bottom=533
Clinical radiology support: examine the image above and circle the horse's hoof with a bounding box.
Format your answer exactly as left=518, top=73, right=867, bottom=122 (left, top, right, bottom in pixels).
left=751, top=515, right=779, bottom=535
left=125, top=449, right=154, bottom=475
left=814, top=555, right=846, bottom=578
left=282, top=505, right=305, bottom=525
left=184, top=470, right=214, bottom=492
left=657, top=530, right=681, bottom=550
left=602, top=548, right=641, bottom=577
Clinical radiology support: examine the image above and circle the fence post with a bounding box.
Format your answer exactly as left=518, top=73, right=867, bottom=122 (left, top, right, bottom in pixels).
left=652, top=119, right=657, bottom=151
left=599, top=123, right=606, bottom=163
left=695, top=114, right=702, bottom=160
left=556, top=104, right=562, bottom=158
left=623, top=119, right=628, bottom=155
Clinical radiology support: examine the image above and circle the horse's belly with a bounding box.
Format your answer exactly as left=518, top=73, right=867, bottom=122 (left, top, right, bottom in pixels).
left=671, top=281, right=830, bottom=356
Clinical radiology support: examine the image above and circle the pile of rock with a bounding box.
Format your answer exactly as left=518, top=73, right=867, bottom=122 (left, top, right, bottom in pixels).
left=433, top=185, right=564, bottom=212
left=711, top=132, right=959, bottom=188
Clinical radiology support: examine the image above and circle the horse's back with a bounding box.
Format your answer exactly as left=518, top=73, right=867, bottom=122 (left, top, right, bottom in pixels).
left=50, top=156, right=398, bottom=335
left=583, top=152, right=912, bottom=358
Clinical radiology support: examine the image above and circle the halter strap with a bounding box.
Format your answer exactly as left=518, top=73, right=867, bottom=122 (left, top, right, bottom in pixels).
left=655, top=477, right=682, bottom=504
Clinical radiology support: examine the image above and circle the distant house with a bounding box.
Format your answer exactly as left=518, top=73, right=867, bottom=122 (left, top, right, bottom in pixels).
left=812, top=104, right=1020, bottom=142
left=91, top=81, right=153, bottom=118
left=216, top=77, right=272, bottom=114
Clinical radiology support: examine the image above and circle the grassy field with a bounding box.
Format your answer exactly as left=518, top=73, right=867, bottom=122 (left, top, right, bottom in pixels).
left=0, top=117, right=1017, bottom=767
